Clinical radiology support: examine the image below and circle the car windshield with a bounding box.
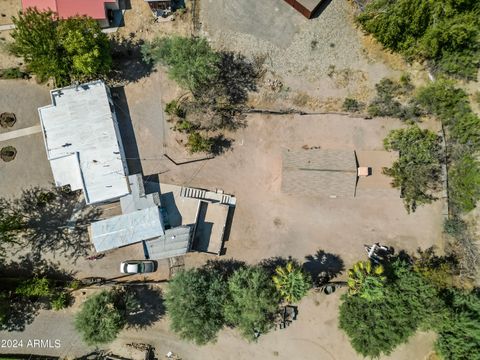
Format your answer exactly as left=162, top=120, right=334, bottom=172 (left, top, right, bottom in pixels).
left=138, top=263, right=144, bottom=272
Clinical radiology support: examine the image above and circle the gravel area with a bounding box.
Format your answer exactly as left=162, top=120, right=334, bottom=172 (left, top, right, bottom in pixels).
left=200, top=0, right=403, bottom=106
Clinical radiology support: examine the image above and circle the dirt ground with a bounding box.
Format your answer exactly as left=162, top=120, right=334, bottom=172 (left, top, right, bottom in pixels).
left=0, top=0, right=20, bottom=25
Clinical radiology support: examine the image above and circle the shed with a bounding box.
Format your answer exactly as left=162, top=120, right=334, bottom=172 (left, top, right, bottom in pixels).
left=283, top=0, right=324, bottom=19
left=91, top=206, right=165, bottom=252
left=282, top=149, right=358, bottom=198
left=144, top=226, right=193, bottom=260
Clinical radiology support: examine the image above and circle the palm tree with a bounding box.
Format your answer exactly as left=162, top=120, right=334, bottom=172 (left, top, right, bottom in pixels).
left=272, top=262, right=312, bottom=304
left=347, top=261, right=386, bottom=302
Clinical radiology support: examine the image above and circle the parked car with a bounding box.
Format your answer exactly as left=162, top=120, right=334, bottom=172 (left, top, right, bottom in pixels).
left=120, top=260, right=156, bottom=274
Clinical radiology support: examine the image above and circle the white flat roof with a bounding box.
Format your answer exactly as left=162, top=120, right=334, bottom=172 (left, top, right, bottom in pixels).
left=91, top=206, right=165, bottom=252
left=38, top=80, right=129, bottom=204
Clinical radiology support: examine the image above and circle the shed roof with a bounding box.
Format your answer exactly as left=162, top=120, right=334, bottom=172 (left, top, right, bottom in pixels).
left=91, top=206, right=165, bottom=252
left=38, top=80, right=129, bottom=204
left=144, top=226, right=192, bottom=260
left=282, top=149, right=358, bottom=198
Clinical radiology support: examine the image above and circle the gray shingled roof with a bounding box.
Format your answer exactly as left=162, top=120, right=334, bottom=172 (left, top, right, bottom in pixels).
left=282, top=149, right=357, bottom=198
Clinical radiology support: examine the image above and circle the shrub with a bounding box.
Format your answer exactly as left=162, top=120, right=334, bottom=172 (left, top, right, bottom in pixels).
left=165, top=99, right=185, bottom=118
left=342, top=98, right=363, bottom=112
left=449, top=155, right=480, bottom=213
left=443, top=217, right=467, bottom=237
left=15, top=278, right=51, bottom=298
left=347, top=261, right=386, bottom=301
left=224, top=267, right=279, bottom=340
left=272, top=262, right=311, bottom=304
left=383, top=125, right=443, bottom=212
left=166, top=269, right=228, bottom=344
left=51, top=291, right=70, bottom=310
left=68, top=280, right=82, bottom=290
left=0, top=67, right=28, bottom=79
left=367, top=78, right=420, bottom=120
left=412, top=247, right=456, bottom=289
left=186, top=131, right=213, bottom=154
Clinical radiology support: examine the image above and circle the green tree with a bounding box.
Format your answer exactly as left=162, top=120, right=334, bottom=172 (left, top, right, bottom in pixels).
left=75, top=289, right=137, bottom=345
left=339, top=259, right=447, bottom=358
left=436, top=290, right=480, bottom=360
left=10, top=9, right=111, bottom=86
left=165, top=269, right=228, bottom=345
left=357, top=0, right=480, bottom=79
left=224, top=267, right=279, bottom=340
left=383, top=125, right=443, bottom=213
left=141, top=36, right=219, bottom=93
left=272, top=262, right=311, bottom=304
left=347, top=261, right=386, bottom=302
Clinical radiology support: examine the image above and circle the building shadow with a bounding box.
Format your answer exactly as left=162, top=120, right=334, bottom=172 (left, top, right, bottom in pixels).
left=311, top=0, right=333, bottom=19
left=303, top=249, right=345, bottom=281
left=159, top=191, right=182, bottom=227
left=111, top=86, right=143, bottom=175
left=222, top=206, right=236, bottom=242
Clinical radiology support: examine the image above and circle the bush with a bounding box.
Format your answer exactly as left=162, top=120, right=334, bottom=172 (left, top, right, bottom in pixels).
left=367, top=78, right=420, bottom=120
left=449, top=155, right=480, bottom=213
left=75, top=289, right=137, bottom=345
left=412, top=247, right=456, bottom=289
left=347, top=261, right=386, bottom=301
left=342, top=98, right=363, bottom=112
left=383, top=125, right=443, bottom=212
left=272, top=262, right=311, bottom=304
left=15, top=278, right=51, bottom=298
left=141, top=36, right=219, bottom=93
left=165, top=99, right=185, bottom=118
left=166, top=269, right=228, bottom=345
left=186, top=131, right=213, bottom=154
left=51, top=291, right=70, bottom=310
left=443, top=217, right=467, bottom=237
left=0, top=67, right=28, bottom=79
left=224, top=267, right=279, bottom=340
left=68, top=280, right=82, bottom=290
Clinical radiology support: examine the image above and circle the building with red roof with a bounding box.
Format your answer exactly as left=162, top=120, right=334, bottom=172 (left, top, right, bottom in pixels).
left=22, top=0, right=120, bottom=27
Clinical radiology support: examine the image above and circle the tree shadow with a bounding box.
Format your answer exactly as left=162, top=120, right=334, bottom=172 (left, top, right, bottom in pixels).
left=1, top=297, right=41, bottom=332
left=0, top=254, right=76, bottom=282
left=215, top=52, right=260, bottom=105
left=211, top=134, right=234, bottom=155
left=15, top=186, right=102, bottom=262
left=126, top=286, right=165, bottom=329
left=259, top=256, right=301, bottom=277
left=202, top=258, right=246, bottom=279
left=303, top=250, right=345, bottom=281
left=110, top=34, right=154, bottom=84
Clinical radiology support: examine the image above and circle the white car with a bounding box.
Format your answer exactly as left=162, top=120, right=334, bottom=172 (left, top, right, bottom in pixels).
left=120, top=260, right=156, bottom=274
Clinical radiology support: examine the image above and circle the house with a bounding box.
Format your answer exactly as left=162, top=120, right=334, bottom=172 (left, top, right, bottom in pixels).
left=282, top=149, right=399, bottom=198
left=38, top=80, right=130, bottom=205
left=90, top=174, right=235, bottom=260
left=283, top=0, right=324, bottom=19
left=21, top=0, right=120, bottom=27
